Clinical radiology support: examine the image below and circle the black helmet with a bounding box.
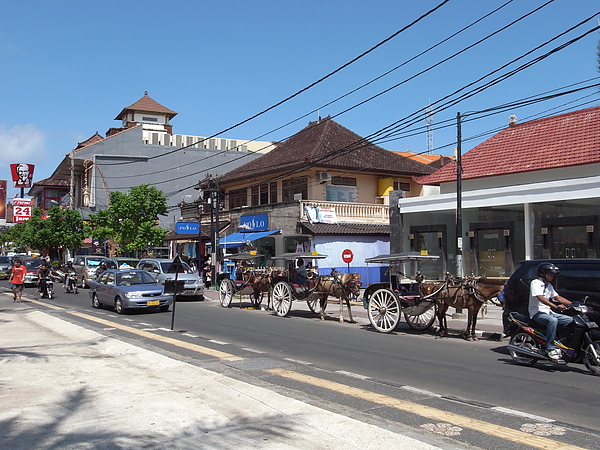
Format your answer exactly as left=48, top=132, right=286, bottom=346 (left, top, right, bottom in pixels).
left=537, top=263, right=560, bottom=278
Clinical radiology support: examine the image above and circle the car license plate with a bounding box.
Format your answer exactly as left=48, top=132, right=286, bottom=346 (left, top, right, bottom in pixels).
left=147, top=300, right=160, bottom=306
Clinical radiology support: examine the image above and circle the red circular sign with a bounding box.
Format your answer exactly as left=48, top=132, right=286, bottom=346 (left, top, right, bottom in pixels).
left=342, top=249, right=354, bottom=264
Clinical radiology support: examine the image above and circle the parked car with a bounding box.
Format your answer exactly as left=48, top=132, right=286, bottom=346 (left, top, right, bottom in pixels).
left=88, top=269, right=173, bottom=314
left=136, top=258, right=204, bottom=300
left=0, top=255, right=11, bottom=280
left=72, top=255, right=106, bottom=288
left=504, top=259, right=600, bottom=323
left=100, top=257, right=140, bottom=270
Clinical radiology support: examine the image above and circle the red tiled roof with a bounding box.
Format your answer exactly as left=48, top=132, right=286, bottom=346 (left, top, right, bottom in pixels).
left=75, top=131, right=104, bottom=149
left=114, top=91, right=177, bottom=120
left=69, top=124, right=141, bottom=154
left=417, top=106, right=600, bottom=185
left=219, top=117, right=435, bottom=184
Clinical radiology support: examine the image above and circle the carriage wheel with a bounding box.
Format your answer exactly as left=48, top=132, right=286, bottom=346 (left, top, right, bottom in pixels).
left=404, top=302, right=437, bottom=331
left=307, top=298, right=320, bottom=314
left=367, top=288, right=400, bottom=333
left=250, top=290, right=264, bottom=308
left=219, top=278, right=234, bottom=308
left=272, top=282, right=293, bottom=317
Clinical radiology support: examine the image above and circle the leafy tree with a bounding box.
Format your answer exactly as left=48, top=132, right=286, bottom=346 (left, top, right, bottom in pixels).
left=89, top=184, right=168, bottom=256
left=1, top=206, right=85, bottom=260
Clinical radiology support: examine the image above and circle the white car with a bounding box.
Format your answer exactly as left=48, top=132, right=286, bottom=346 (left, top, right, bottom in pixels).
left=136, top=258, right=204, bottom=300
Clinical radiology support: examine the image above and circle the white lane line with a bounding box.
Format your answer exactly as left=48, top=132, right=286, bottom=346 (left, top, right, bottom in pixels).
left=335, top=370, right=370, bottom=380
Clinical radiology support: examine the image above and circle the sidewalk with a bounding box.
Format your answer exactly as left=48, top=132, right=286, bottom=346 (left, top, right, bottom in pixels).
left=0, top=290, right=444, bottom=449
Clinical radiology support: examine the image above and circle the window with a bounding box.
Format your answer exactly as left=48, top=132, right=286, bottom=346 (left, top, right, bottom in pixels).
left=229, top=188, right=247, bottom=209
left=394, top=181, right=411, bottom=192
left=331, top=176, right=356, bottom=186
left=250, top=183, right=276, bottom=206
left=282, top=177, right=308, bottom=202
left=251, top=186, right=259, bottom=206
left=142, top=116, right=158, bottom=122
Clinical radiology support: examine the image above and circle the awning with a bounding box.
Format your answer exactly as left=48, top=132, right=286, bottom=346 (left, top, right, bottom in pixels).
left=219, top=230, right=279, bottom=248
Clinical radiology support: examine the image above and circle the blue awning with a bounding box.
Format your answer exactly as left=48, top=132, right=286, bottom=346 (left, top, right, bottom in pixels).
left=219, top=230, right=279, bottom=248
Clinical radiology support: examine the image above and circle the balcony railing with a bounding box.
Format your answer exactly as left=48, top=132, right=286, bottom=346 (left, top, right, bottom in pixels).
left=300, top=200, right=389, bottom=224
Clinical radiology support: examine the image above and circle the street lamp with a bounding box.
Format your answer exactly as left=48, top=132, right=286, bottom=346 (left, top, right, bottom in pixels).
left=195, top=175, right=222, bottom=288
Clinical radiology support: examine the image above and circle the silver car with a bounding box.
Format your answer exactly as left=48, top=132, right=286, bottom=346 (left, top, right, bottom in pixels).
left=88, top=269, right=173, bottom=314
left=136, top=258, right=204, bottom=300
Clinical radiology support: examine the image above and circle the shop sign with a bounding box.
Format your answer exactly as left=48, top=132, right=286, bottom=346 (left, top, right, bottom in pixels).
left=176, top=222, right=200, bottom=234
left=240, top=214, right=268, bottom=231
left=13, top=198, right=32, bottom=223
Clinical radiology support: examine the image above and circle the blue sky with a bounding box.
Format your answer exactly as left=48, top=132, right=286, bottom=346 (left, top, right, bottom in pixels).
left=1, top=0, right=599, bottom=199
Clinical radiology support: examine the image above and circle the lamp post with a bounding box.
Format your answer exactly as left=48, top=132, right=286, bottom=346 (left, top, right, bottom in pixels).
left=196, top=175, right=222, bottom=289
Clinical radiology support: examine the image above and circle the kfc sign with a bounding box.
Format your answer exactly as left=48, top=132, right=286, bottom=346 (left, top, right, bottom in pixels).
left=13, top=198, right=32, bottom=223
left=10, top=163, right=35, bottom=188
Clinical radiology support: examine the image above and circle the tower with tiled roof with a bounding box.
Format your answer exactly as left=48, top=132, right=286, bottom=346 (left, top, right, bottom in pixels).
left=107, top=91, right=178, bottom=141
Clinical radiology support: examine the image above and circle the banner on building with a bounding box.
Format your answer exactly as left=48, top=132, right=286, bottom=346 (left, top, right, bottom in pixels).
left=10, top=163, right=35, bottom=188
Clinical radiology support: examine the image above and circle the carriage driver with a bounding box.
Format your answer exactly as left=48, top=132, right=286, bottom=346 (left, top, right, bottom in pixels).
left=295, top=258, right=308, bottom=285
left=529, top=263, right=574, bottom=361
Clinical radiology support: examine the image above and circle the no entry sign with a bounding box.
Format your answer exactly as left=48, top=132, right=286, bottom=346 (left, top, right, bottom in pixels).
left=342, top=249, right=354, bottom=264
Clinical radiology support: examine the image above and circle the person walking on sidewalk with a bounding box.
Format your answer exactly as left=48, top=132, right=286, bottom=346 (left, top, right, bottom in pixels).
left=9, top=258, right=26, bottom=302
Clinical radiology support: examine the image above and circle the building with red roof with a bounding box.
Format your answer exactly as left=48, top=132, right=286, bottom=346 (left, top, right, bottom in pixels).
left=180, top=116, right=443, bottom=282
left=392, top=106, right=600, bottom=279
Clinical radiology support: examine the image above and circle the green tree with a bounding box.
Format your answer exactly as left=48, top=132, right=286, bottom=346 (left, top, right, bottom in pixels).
left=1, top=206, right=85, bottom=260
left=89, top=185, right=168, bottom=256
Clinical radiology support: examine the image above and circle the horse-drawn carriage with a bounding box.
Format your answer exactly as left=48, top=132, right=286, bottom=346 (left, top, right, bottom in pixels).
left=363, top=252, right=505, bottom=338
left=218, top=252, right=271, bottom=309
left=362, top=252, right=440, bottom=333
left=269, top=252, right=361, bottom=322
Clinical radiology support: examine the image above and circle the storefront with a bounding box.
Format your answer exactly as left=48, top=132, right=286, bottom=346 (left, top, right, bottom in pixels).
left=397, top=175, right=600, bottom=279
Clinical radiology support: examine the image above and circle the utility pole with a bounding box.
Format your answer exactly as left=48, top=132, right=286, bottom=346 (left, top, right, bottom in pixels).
left=456, top=112, right=463, bottom=278
left=454, top=112, right=465, bottom=319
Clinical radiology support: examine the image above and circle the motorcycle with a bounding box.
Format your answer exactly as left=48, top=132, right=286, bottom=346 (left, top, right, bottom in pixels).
left=38, top=274, right=57, bottom=299
left=507, top=301, right=600, bottom=375
left=64, top=270, right=79, bottom=294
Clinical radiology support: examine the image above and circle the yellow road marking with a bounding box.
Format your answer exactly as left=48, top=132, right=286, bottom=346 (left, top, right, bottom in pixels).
left=68, top=311, right=242, bottom=361
left=266, top=368, right=584, bottom=450
left=26, top=298, right=66, bottom=310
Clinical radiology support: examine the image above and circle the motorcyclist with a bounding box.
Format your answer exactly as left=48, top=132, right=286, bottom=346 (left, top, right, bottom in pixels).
left=529, top=263, right=574, bottom=361
left=95, top=262, right=108, bottom=278
left=63, top=261, right=76, bottom=290
left=37, top=261, right=51, bottom=298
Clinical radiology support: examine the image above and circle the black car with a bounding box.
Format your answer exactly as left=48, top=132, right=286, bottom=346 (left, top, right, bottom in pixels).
left=504, top=259, right=600, bottom=323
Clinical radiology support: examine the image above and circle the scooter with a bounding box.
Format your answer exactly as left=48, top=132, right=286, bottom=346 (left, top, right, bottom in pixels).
left=64, top=270, right=79, bottom=294
left=38, top=276, right=55, bottom=299
left=507, top=301, right=600, bottom=375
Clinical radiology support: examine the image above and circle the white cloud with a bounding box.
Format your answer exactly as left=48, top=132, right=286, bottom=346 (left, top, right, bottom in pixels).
left=0, top=124, right=46, bottom=166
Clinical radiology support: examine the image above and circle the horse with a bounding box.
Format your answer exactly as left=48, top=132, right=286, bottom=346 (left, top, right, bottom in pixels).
left=422, top=276, right=504, bottom=340
left=312, top=270, right=362, bottom=323
left=239, top=268, right=272, bottom=308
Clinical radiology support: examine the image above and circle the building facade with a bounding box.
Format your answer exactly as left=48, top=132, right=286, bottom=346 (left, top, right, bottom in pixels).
left=28, top=92, right=273, bottom=232
left=392, top=106, right=600, bottom=280
left=182, top=116, right=450, bottom=283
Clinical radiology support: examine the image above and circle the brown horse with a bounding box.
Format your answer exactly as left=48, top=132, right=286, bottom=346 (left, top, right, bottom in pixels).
left=239, top=268, right=272, bottom=308
left=312, top=270, right=362, bottom=323
left=422, top=276, right=504, bottom=340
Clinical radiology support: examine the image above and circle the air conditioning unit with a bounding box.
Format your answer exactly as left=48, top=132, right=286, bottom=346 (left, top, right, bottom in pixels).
left=318, top=171, right=331, bottom=184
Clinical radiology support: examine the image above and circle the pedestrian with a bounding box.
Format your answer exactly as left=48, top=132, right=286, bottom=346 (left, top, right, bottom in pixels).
left=9, top=258, right=26, bottom=303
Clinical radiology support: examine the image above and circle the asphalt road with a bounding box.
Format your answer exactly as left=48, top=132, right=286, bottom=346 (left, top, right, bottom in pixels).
left=4, top=281, right=600, bottom=449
